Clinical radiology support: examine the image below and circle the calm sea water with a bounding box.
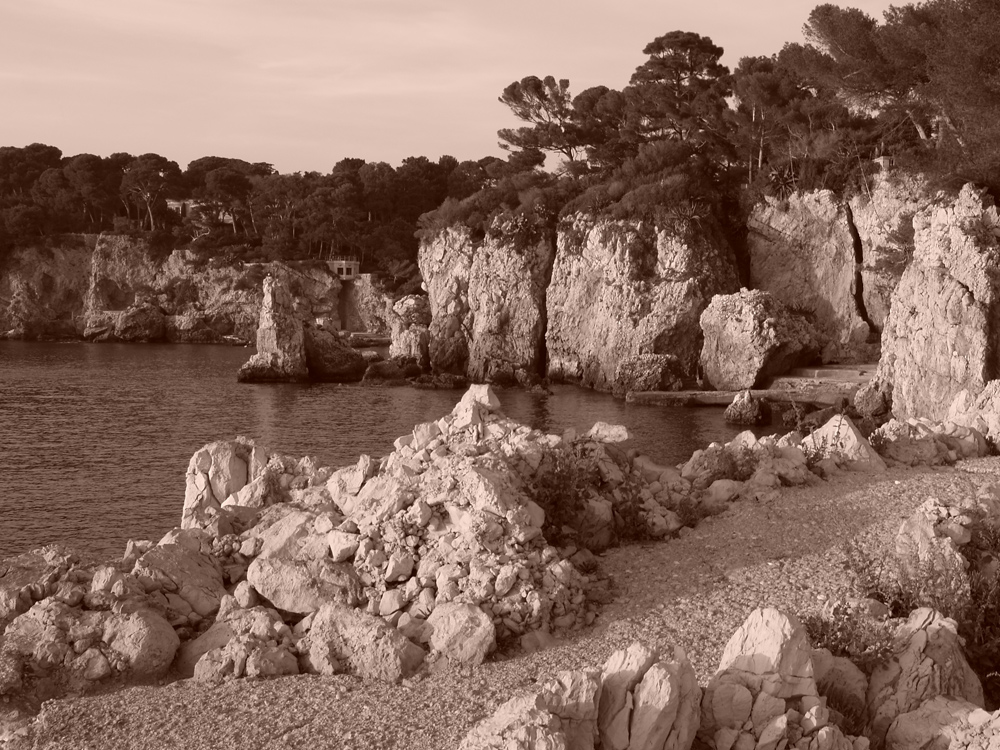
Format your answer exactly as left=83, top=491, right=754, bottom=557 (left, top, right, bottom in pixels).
left=0, top=342, right=762, bottom=561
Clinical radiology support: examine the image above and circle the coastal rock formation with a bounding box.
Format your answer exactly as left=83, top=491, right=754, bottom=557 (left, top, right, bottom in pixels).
left=418, top=218, right=555, bottom=383
left=388, top=294, right=431, bottom=368
left=465, top=217, right=555, bottom=385
left=302, top=325, right=367, bottom=382
left=420, top=226, right=475, bottom=374
left=724, top=390, right=771, bottom=425
left=236, top=273, right=309, bottom=382
left=546, top=215, right=739, bottom=389
left=0, top=232, right=394, bottom=345
left=867, top=608, right=984, bottom=744
left=748, top=173, right=927, bottom=360
left=612, top=353, right=686, bottom=397
left=700, top=289, right=821, bottom=390
left=864, top=184, right=1000, bottom=421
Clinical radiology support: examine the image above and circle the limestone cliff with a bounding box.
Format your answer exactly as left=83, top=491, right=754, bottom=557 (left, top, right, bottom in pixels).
left=0, top=233, right=392, bottom=345
left=546, top=215, right=739, bottom=388
left=419, top=226, right=475, bottom=375
left=419, top=219, right=555, bottom=383
left=418, top=213, right=739, bottom=391
left=0, top=237, right=96, bottom=339
left=863, top=184, right=1000, bottom=421
left=748, top=172, right=928, bottom=361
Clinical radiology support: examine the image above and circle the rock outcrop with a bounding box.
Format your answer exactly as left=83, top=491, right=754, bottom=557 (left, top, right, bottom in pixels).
left=863, top=184, right=1000, bottom=421
left=546, top=215, right=739, bottom=389
left=748, top=172, right=927, bottom=361
left=388, top=294, right=431, bottom=368
left=700, top=289, right=821, bottom=390
left=419, top=218, right=555, bottom=384
left=236, top=273, right=309, bottom=382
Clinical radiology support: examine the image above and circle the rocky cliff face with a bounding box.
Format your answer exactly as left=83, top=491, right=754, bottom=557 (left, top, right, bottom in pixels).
left=0, top=237, right=96, bottom=339
left=863, top=184, right=1000, bottom=421
left=418, top=214, right=739, bottom=391
left=546, top=215, right=739, bottom=388
left=0, top=234, right=391, bottom=344
left=419, top=219, right=556, bottom=384
left=748, top=173, right=928, bottom=361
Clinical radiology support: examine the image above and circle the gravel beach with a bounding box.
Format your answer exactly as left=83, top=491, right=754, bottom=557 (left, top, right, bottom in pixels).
left=11, top=458, right=1000, bottom=750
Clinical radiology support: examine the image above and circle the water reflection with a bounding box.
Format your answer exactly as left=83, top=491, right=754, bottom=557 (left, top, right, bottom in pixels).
left=0, top=341, right=773, bottom=560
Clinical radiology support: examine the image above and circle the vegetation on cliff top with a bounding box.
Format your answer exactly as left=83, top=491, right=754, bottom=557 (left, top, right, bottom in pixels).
left=3, top=0, right=1000, bottom=287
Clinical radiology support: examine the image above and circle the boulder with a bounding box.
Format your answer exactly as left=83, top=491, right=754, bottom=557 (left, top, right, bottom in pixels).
left=131, top=541, right=226, bottom=618
left=724, top=390, right=771, bottom=426
left=700, top=289, right=821, bottom=390
left=113, top=302, right=166, bottom=342
left=246, top=557, right=364, bottom=614
left=425, top=603, right=495, bottom=666
left=459, top=693, right=568, bottom=750
left=599, top=642, right=660, bottom=750
left=715, top=608, right=816, bottom=700
left=612, top=353, right=686, bottom=397
left=801, top=415, right=886, bottom=472
left=303, top=325, right=367, bottom=382
left=884, top=696, right=982, bottom=750
left=866, top=608, right=984, bottom=744
left=0, top=546, right=76, bottom=632
left=302, top=603, right=425, bottom=682
left=546, top=214, right=739, bottom=390
left=101, top=609, right=180, bottom=675
left=237, top=272, right=309, bottom=382
left=947, top=382, right=1000, bottom=440
left=362, top=360, right=408, bottom=383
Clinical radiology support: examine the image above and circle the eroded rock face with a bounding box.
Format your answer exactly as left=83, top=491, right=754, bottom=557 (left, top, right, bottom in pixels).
left=418, top=219, right=555, bottom=384
left=700, top=289, right=821, bottom=390
left=866, top=608, right=984, bottom=744
left=420, top=226, right=475, bottom=375
left=547, top=215, right=739, bottom=389
left=237, top=273, right=309, bottom=382
left=302, top=326, right=367, bottom=382
left=868, top=184, right=1000, bottom=421
left=388, top=294, right=431, bottom=368
left=748, top=173, right=927, bottom=361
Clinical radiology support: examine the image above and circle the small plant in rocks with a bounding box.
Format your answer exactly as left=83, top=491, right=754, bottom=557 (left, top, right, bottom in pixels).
left=801, top=603, right=896, bottom=676
left=528, top=449, right=592, bottom=545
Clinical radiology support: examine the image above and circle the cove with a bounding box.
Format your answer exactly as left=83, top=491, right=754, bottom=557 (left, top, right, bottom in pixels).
left=0, top=341, right=763, bottom=561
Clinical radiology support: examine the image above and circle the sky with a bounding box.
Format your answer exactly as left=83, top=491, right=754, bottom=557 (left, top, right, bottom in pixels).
left=1, top=0, right=899, bottom=174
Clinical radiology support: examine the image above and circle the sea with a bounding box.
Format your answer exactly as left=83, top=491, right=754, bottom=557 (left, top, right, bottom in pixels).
left=0, top=341, right=766, bottom=561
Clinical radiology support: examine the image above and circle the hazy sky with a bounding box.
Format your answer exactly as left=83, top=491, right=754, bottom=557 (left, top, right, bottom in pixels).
left=2, top=0, right=898, bottom=173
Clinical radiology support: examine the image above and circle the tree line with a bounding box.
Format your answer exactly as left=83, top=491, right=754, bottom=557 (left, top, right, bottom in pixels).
left=4, top=0, right=999, bottom=283
left=424, top=0, right=1000, bottom=250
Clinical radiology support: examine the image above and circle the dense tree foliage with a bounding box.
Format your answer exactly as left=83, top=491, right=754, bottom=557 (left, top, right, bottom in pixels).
left=5, top=0, right=1000, bottom=284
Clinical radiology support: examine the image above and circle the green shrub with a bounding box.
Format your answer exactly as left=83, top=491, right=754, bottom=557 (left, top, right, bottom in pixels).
left=528, top=450, right=592, bottom=545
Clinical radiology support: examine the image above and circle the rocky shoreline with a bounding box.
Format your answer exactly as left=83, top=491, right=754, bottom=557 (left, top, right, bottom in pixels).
left=2, top=383, right=999, bottom=749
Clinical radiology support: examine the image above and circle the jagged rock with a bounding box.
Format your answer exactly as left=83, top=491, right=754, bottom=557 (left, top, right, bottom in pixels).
left=700, top=289, right=821, bottom=390
left=466, top=216, right=555, bottom=385
left=866, top=608, right=984, bottom=744
left=299, top=603, right=425, bottom=682
left=113, top=302, right=165, bottom=342
left=425, top=603, right=495, bottom=666
left=303, top=325, right=367, bottom=382
left=716, top=608, right=816, bottom=700
left=630, top=649, right=701, bottom=750
left=246, top=557, right=365, bottom=614
left=362, top=360, right=407, bottom=383
left=724, top=391, right=771, bottom=426
left=0, top=546, right=76, bottom=632
left=459, top=692, right=569, bottom=750
left=854, top=378, right=893, bottom=422
left=599, top=642, right=660, bottom=749
left=884, top=696, right=983, bottom=750
left=868, top=184, right=1000, bottom=420
left=420, top=227, right=474, bottom=374
left=947, top=382, right=1000, bottom=440
left=749, top=174, right=926, bottom=360
left=131, top=535, right=226, bottom=617
left=811, top=648, right=868, bottom=720
left=801, top=415, right=886, bottom=472
left=612, top=353, right=686, bottom=397
left=535, top=670, right=602, bottom=750
left=237, top=272, right=309, bottom=382
left=546, top=215, right=739, bottom=390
